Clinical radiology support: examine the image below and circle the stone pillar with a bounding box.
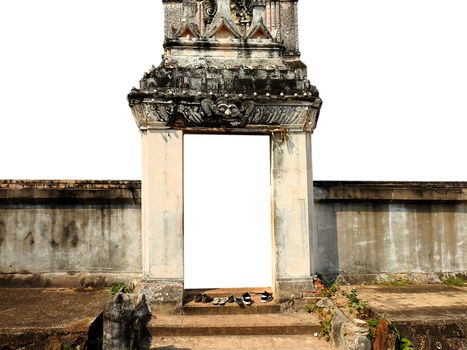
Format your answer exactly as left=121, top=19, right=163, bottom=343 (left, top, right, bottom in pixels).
left=139, top=130, right=184, bottom=308
left=271, top=131, right=315, bottom=300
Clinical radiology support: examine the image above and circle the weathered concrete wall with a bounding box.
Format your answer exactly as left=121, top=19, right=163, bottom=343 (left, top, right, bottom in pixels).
left=314, top=182, right=467, bottom=282
left=1, top=181, right=465, bottom=286
left=0, top=181, right=141, bottom=286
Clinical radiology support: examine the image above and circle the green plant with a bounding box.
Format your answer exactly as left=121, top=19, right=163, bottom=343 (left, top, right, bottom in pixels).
left=329, top=284, right=338, bottom=294
left=347, top=288, right=359, bottom=304
left=342, top=288, right=368, bottom=316
left=397, top=336, right=414, bottom=350
left=305, top=303, right=316, bottom=313
left=367, top=319, right=379, bottom=339
left=442, top=277, right=465, bottom=287
left=320, top=284, right=336, bottom=298
left=110, top=283, right=134, bottom=295
left=320, top=317, right=333, bottom=342
left=383, top=279, right=411, bottom=287
left=387, top=322, right=414, bottom=350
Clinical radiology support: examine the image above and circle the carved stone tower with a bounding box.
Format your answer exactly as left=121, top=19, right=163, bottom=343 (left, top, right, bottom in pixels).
left=129, top=0, right=322, bottom=309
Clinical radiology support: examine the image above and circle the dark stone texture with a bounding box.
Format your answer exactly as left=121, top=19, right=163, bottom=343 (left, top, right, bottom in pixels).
left=0, top=180, right=141, bottom=206
left=136, top=279, right=184, bottom=314
left=276, top=278, right=314, bottom=301
left=103, top=293, right=151, bottom=350
left=394, top=321, right=467, bottom=350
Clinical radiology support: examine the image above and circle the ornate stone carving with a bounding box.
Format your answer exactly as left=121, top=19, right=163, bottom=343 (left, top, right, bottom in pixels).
left=202, top=0, right=217, bottom=26
left=130, top=97, right=321, bottom=132
left=201, top=98, right=255, bottom=127
left=231, top=0, right=253, bottom=26
left=133, top=0, right=322, bottom=133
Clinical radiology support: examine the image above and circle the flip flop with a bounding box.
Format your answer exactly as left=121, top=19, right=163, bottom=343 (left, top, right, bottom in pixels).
left=235, top=296, right=245, bottom=308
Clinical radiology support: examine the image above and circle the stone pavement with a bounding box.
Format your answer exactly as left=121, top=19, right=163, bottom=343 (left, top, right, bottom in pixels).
left=351, top=284, right=467, bottom=349
left=0, top=287, right=110, bottom=349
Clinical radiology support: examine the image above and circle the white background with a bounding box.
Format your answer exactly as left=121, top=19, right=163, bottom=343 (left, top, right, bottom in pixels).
left=184, top=135, right=272, bottom=288
left=1, top=1, right=466, bottom=288
left=1, top=0, right=466, bottom=181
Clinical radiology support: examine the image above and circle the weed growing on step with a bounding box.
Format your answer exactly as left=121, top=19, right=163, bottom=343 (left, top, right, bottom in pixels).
left=367, top=319, right=379, bottom=339
left=382, top=279, right=412, bottom=287
left=392, top=325, right=414, bottom=350
left=442, top=277, right=465, bottom=287
left=398, top=336, right=414, bottom=350
left=320, top=283, right=338, bottom=298
left=377, top=319, right=414, bottom=350
left=304, top=303, right=316, bottom=313
left=110, top=283, right=134, bottom=295
left=343, top=288, right=368, bottom=316
left=305, top=281, right=337, bottom=342
left=310, top=301, right=334, bottom=342
left=320, top=316, right=333, bottom=342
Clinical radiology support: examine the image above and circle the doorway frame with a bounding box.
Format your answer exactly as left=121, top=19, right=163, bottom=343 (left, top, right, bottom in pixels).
left=138, top=128, right=316, bottom=307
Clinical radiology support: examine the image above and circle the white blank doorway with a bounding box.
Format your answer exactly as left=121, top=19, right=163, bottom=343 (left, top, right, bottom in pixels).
left=184, top=135, right=272, bottom=289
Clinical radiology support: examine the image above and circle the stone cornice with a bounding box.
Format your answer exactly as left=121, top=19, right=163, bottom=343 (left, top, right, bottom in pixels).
left=128, top=94, right=321, bottom=133
left=314, top=181, right=467, bottom=203
left=0, top=180, right=141, bottom=205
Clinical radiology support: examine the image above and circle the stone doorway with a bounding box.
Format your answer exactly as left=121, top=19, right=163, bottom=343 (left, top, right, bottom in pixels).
left=183, top=134, right=272, bottom=290
left=137, top=130, right=317, bottom=308
left=129, top=0, right=322, bottom=309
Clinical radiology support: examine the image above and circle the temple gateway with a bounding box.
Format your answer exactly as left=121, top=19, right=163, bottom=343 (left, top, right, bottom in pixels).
left=128, top=0, right=322, bottom=308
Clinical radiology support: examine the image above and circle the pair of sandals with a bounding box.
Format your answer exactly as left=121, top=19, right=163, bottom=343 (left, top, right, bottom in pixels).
left=212, top=294, right=234, bottom=306
left=193, top=293, right=236, bottom=306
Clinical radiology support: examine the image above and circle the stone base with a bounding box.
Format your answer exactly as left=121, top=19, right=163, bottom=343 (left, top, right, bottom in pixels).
left=135, top=279, right=184, bottom=314
left=333, top=272, right=467, bottom=286
left=0, top=272, right=140, bottom=288
left=276, top=278, right=315, bottom=301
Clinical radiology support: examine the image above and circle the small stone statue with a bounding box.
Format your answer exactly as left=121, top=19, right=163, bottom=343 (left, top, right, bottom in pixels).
left=102, top=293, right=151, bottom=350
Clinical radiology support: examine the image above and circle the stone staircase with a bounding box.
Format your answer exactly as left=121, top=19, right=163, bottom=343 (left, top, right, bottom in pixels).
left=149, top=288, right=332, bottom=349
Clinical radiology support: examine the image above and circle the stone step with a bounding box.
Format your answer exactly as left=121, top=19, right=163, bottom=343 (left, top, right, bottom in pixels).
left=149, top=313, right=321, bottom=337
left=182, top=301, right=281, bottom=315
left=151, top=335, right=334, bottom=349
left=182, top=288, right=281, bottom=315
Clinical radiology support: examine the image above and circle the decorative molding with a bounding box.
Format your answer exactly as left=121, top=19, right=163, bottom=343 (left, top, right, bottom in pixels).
left=130, top=98, right=321, bottom=132
left=247, top=18, right=273, bottom=39
left=231, top=0, right=254, bottom=26
left=202, top=0, right=217, bottom=26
